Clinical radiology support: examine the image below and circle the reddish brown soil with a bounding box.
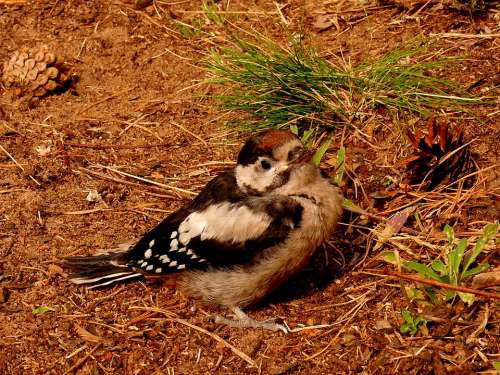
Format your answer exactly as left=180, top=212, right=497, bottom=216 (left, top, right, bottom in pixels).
left=0, top=1, right=498, bottom=374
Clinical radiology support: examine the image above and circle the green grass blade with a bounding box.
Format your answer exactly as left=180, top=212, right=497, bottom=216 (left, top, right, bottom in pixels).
left=430, top=260, right=447, bottom=276
left=334, top=147, right=345, bottom=186
left=312, top=138, right=332, bottom=166
left=461, top=263, right=490, bottom=279
left=449, top=239, right=467, bottom=283
left=404, top=261, right=443, bottom=282
left=462, top=222, right=498, bottom=275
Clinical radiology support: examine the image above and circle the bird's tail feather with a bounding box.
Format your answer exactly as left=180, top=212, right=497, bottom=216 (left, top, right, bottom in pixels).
left=63, top=253, right=143, bottom=289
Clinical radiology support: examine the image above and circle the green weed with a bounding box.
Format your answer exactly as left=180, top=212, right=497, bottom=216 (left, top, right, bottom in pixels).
left=383, top=222, right=498, bottom=305
left=400, top=310, right=427, bottom=336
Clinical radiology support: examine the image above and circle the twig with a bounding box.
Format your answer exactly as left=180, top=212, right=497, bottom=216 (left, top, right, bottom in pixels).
left=100, top=165, right=196, bottom=196
left=171, top=121, right=207, bottom=144
left=0, top=144, right=41, bottom=186
left=129, top=306, right=257, bottom=368
left=77, top=167, right=177, bottom=198
left=381, top=271, right=500, bottom=300
left=76, top=88, right=135, bottom=115
left=0, top=189, right=28, bottom=194
left=430, top=32, right=500, bottom=39
left=64, top=343, right=102, bottom=374
left=64, top=141, right=175, bottom=149
left=0, top=0, right=27, bottom=4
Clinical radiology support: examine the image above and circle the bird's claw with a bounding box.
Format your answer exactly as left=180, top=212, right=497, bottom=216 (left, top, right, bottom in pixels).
left=211, top=307, right=290, bottom=333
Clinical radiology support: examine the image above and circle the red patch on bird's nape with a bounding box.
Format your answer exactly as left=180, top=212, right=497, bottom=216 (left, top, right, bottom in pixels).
left=257, top=129, right=298, bottom=151
left=237, top=129, right=299, bottom=166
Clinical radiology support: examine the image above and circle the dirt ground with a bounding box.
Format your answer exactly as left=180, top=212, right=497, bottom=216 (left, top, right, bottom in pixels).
left=0, top=0, right=499, bottom=374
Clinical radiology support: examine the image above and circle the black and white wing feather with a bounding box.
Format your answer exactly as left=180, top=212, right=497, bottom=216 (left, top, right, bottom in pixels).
left=64, top=171, right=303, bottom=288
left=126, top=196, right=302, bottom=273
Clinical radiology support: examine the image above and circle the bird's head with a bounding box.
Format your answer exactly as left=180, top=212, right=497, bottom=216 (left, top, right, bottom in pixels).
left=235, top=129, right=310, bottom=194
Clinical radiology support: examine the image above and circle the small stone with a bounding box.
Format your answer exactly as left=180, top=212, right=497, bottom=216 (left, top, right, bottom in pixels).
left=374, top=319, right=392, bottom=331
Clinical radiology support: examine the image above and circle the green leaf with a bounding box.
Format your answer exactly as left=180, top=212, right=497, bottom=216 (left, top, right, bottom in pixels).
left=462, top=222, right=498, bottom=275
left=443, top=224, right=454, bottom=244
left=457, top=292, right=475, bottom=306
left=445, top=290, right=457, bottom=301
left=32, top=306, right=53, bottom=315
left=430, top=260, right=447, bottom=276
left=301, top=128, right=315, bottom=146
left=400, top=323, right=410, bottom=334
left=449, top=239, right=467, bottom=281
left=381, top=251, right=397, bottom=265
left=312, top=138, right=332, bottom=166
left=342, top=199, right=367, bottom=215
left=289, top=124, right=299, bottom=135
left=404, top=286, right=426, bottom=300
left=404, top=261, right=443, bottom=282
left=333, top=147, right=345, bottom=186
left=461, top=263, right=490, bottom=279
left=493, top=361, right=500, bottom=371
left=402, top=310, right=413, bottom=324
left=454, top=239, right=467, bottom=269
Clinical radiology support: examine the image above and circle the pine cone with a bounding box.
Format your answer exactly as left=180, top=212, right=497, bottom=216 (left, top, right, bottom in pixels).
left=2, top=45, right=71, bottom=98
left=402, top=117, right=475, bottom=191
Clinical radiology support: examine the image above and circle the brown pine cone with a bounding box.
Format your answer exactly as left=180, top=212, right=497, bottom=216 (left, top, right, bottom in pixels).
left=2, top=45, right=71, bottom=98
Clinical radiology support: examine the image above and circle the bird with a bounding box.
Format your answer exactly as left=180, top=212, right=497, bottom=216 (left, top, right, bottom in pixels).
left=64, top=129, right=343, bottom=332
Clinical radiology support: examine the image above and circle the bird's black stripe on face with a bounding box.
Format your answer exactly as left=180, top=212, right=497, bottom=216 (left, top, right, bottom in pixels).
left=240, top=167, right=291, bottom=195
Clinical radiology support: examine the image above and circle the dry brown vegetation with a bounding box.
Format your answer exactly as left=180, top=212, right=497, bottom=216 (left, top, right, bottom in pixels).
left=0, top=0, right=499, bottom=374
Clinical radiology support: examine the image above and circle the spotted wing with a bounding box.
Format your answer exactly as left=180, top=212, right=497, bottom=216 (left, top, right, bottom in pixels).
left=126, top=197, right=303, bottom=274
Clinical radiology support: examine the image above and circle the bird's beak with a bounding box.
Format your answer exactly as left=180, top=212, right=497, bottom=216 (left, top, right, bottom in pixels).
left=293, top=149, right=314, bottom=164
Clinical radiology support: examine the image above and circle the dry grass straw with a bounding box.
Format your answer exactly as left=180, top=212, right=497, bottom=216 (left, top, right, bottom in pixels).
left=129, top=306, right=258, bottom=368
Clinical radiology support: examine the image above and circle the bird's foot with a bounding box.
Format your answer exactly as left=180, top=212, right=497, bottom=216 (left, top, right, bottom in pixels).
left=213, top=307, right=289, bottom=333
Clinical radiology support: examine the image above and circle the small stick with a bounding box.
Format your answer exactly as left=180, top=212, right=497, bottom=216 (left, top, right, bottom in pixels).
left=101, top=165, right=196, bottom=196
left=76, top=88, right=134, bottom=115
left=171, top=121, right=207, bottom=144
left=64, top=141, right=175, bottom=150
left=64, top=343, right=102, bottom=374
left=381, top=270, right=500, bottom=300
left=0, top=144, right=41, bottom=186
left=77, top=167, right=175, bottom=196
left=129, top=306, right=257, bottom=368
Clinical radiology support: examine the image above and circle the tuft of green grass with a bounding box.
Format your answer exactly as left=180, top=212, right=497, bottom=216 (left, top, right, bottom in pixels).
left=206, top=35, right=485, bottom=131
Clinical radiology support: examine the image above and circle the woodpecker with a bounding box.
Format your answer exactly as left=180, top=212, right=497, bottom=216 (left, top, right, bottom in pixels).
left=64, top=129, right=343, bottom=332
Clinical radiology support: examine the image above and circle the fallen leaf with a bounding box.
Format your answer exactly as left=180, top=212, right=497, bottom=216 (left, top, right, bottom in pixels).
left=76, top=324, right=109, bottom=344
left=374, top=320, right=392, bottom=331
left=32, top=305, right=54, bottom=315
left=472, top=268, right=500, bottom=289
left=313, top=14, right=339, bottom=32
left=373, top=207, right=413, bottom=250
left=48, top=264, right=63, bottom=276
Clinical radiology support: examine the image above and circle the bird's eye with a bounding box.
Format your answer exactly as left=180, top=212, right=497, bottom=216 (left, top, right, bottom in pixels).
left=288, top=147, right=302, bottom=161
left=260, top=160, right=271, bottom=170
